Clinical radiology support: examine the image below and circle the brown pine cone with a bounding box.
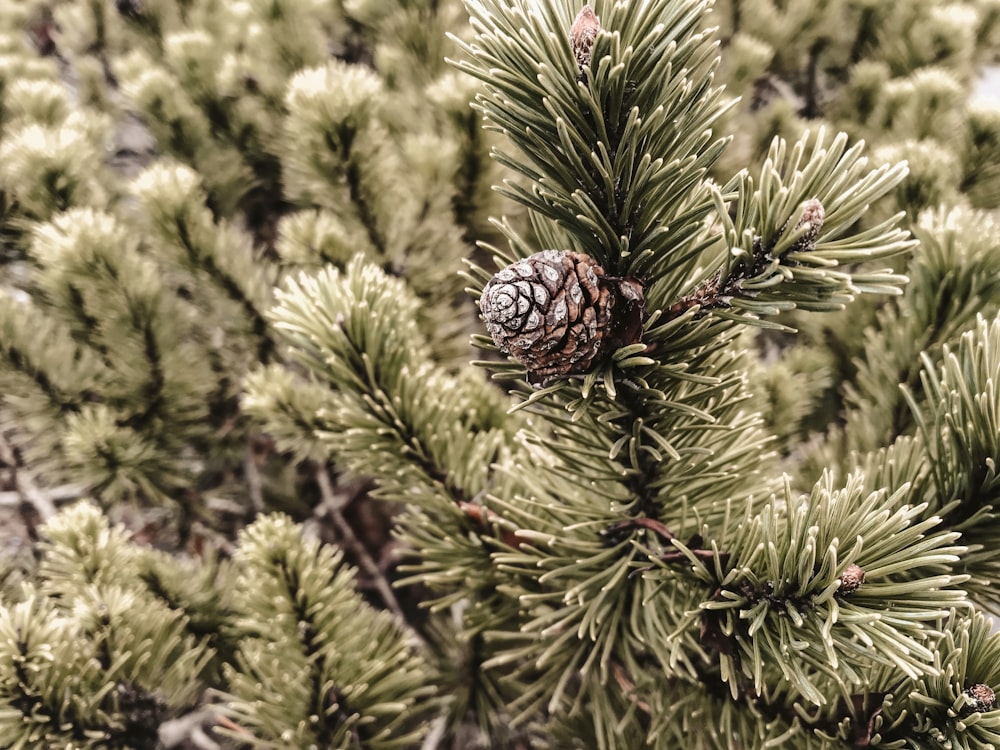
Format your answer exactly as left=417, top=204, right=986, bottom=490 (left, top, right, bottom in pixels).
left=480, top=250, right=644, bottom=384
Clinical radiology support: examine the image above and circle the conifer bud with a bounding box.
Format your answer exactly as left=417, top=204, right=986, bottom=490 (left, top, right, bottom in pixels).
left=793, top=198, right=825, bottom=250
left=570, top=6, right=600, bottom=72
left=838, top=563, right=865, bottom=595
left=480, top=250, right=644, bottom=384
left=962, top=683, right=997, bottom=715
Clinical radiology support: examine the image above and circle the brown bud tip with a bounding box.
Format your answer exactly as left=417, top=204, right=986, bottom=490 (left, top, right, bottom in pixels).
left=793, top=198, right=825, bottom=249
left=838, top=563, right=865, bottom=595
left=571, top=6, right=600, bottom=71
left=963, top=684, right=997, bottom=714
left=459, top=501, right=522, bottom=548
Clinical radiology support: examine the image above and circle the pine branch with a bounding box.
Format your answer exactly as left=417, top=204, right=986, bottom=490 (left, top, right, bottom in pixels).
left=281, top=63, right=400, bottom=255
left=221, top=513, right=435, bottom=749
left=39, top=502, right=231, bottom=669
left=242, top=364, right=339, bottom=462
left=840, top=207, right=1000, bottom=458
left=0, top=0, right=993, bottom=748
left=0, top=593, right=111, bottom=748
left=676, top=472, right=965, bottom=704
left=901, top=315, right=1000, bottom=610
left=694, top=129, right=913, bottom=323
left=0, top=121, right=109, bottom=221
left=453, top=0, right=729, bottom=284
left=259, top=259, right=518, bottom=509
left=132, top=163, right=277, bottom=363
left=0, top=293, right=104, bottom=417
left=0, top=503, right=219, bottom=747
left=832, top=610, right=1000, bottom=748
left=437, top=3, right=982, bottom=745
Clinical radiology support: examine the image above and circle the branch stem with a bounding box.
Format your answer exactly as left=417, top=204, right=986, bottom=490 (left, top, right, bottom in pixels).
left=313, top=465, right=425, bottom=647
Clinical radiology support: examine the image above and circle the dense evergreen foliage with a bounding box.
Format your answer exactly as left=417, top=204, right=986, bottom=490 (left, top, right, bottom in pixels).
left=0, top=0, right=999, bottom=747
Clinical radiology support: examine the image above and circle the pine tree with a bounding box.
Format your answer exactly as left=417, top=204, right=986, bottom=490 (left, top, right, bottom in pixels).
left=0, top=0, right=999, bottom=748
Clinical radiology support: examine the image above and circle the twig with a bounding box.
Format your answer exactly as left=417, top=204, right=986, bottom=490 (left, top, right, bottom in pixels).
left=420, top=714, right=449, bottom=750
left=602, top=516, right=676, bottom=542
left=313, top=465, right=425, bottom=646
left=0, top=434, right=58, bottom=521
left=612, top=662, right=651, bottom=713
left=0, top=484, right=86, bottom=508
left=311, top=464, right=355, bottom=516
left=158, top=706, right=223, bottom=749
left=243, top=441, right=265, bottom=513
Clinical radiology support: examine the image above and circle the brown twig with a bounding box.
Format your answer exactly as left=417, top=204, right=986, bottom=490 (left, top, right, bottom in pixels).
left=612, top=662, right=652, bottom=713
left=312, top=465, right=425, bottom=646
left=459, top=501, right=522, bottom=548
left=603, top=516, right=676, bottom=542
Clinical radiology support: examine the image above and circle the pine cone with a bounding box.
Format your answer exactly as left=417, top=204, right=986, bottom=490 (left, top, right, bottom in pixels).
left=479, top=250, right=644, bottom=384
